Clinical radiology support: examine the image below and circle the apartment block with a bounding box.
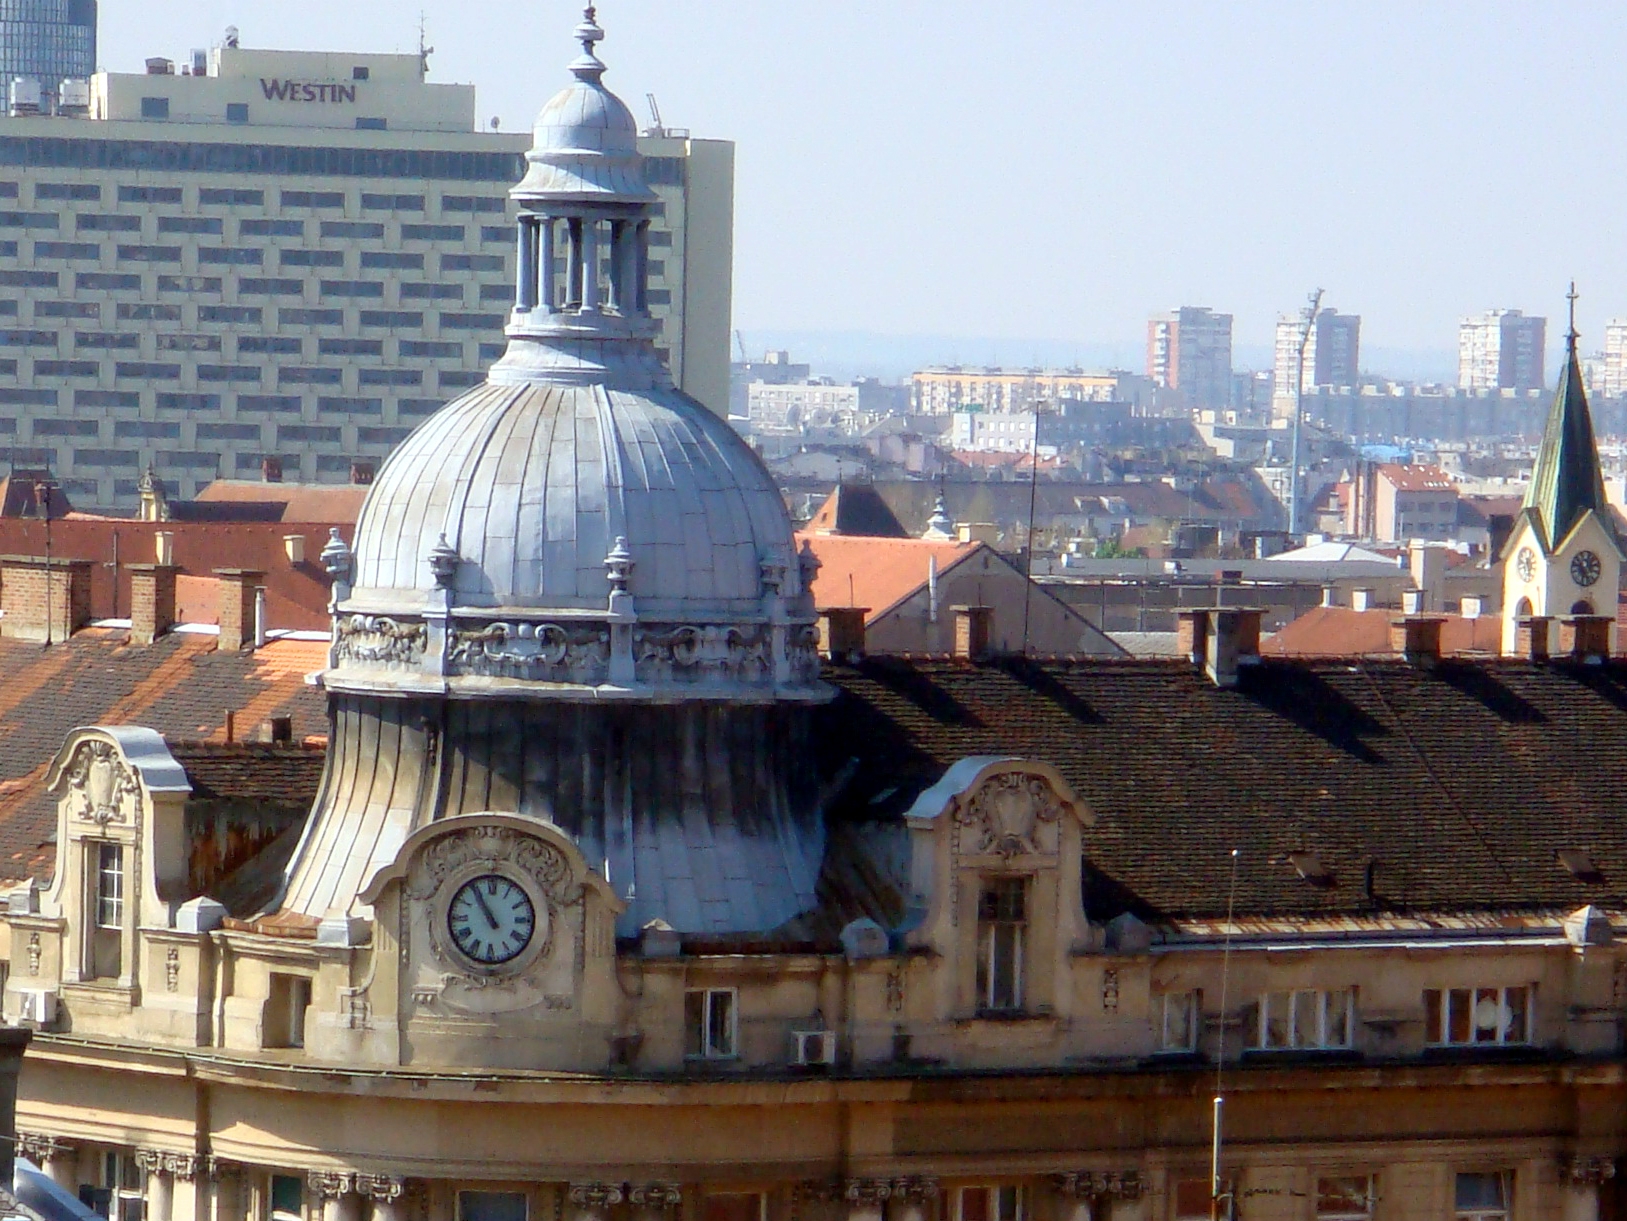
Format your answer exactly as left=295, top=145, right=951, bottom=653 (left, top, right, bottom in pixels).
left=1458, top=308, right=1545, bottom=392
left=0, top=41, right=732, bottom=508
left=911, top=366, right=1154, bottom=415
left=1273, top=307, right=1360, bottom=403
left=1145, top=305, right=1231, bottom=410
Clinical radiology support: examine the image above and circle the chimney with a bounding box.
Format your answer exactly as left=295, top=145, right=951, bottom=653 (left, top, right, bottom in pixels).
left=1559, top=615, right=1612, bottom=664
left=1176, top=608, right=1209, bottom=664
left=256, top=715, right=294, bottom=744
left=1320, top=585, right=1335, bottom=608
left=283, top=534, right=306, bottom=565
left=818, top=607, right=868, bottom=662
left=1515, top=615, right=1552, bottom=662
left=0, top=556, right=92, bottom=643
left=1351, top=588, right=1373, bottom=612
left=952, top=605, right=993, bottom=660
left=261, top=456, right=283, bottom=483
left=1203, top=607, right=1262, bottom=688
left=1389, top=616, right=1444, bottom=663
left=1461, top=594, right=1483, bottom=620
left=1401, top=588, right=1423, bottom=614
left=214, top=568, right=266, bottom=651
left=128, top=563, right=178, bottom=645
left=154, top=530, right=175, bottom=566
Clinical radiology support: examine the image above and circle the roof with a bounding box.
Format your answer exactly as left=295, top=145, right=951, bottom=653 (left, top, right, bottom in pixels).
left=814, top=655, right=1627, bottom=923
left=1377, top=463, right=1455, bottom=492
left=1261, top=607, right=1502, bottom=657
left=1271, top=540, right=1396, bottom=564
left=1522, top=336, right=1617, bottom=553
left=804, top=484, right=909, bottom=538
left=192, top=480, right=369, bottom=523
left=0, top=631, right=328, bottom=882
left=797, top=532, right=982, bottom=621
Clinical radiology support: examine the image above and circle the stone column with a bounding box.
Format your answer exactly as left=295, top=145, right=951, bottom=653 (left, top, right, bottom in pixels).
left=538, top=218, right=556, bottom=312
left=206, top=1159, right=241, bottom=1221
left=634, top=220, right=650, bottom=313
left=359, top=1175, right=407, bottom=1221
left=580, top=220, right=602, bottom=312
left=19, top=1134, right=76, bottom=1190
left=1053, top=1172, right=1143, bottom=1221
left=310, top=1172, right=358, bottom=1221
left=569, top=1183, right=626, bottom=1221
left=516, top=218, right=538, bottom=313
left=565, top=217, right=584, bottom=310
left=843, top=1179, right=892, bottom=1221
left=1561, top=1157, right=1614, bottom=1221
left=887, top=1177, right=938, bottom=1221
left=138, top=1153, right=174, bottom=1221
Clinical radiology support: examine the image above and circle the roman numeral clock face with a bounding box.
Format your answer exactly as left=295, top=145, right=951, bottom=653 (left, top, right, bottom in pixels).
left=447, top=874, right=536, bottom=965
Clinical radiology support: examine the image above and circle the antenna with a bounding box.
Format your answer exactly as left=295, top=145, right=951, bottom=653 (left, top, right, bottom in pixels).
left=1211, top=848, right=1242, bottom=1221
left=1288, top=287, right=1324, bottom=538
left=646, top=93, right=665, bottom=136
left=417, top=11, right=434, bottom=77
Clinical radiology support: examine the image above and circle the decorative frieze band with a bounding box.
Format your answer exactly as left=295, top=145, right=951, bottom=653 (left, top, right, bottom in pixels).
left=134, top=1151, right=201, bottom=1182
left=1053, top=1172, right=1142, bottom=1201
left=16, top=1132, right=72, bottom=1163
left=568, top=1184, right=627, bottom=1211
left=359, top=1176, right=407, bottom=1202
left=309, top=1172, right=356, bottom=1201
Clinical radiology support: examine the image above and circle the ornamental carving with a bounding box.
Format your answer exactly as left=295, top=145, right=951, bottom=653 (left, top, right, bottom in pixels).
left=788, top=624, right=822, bottom=685
left=1052, top=1172, right=1141, bottom=1200
left=135, top=1150, right=200, bottom=1181
left=358, top=1176, right=406, bottom=1202
left=308, top=1172, right=356, bottom=1200
left=635, top=624, right=771, bottom=687
left=568, top=1184, right=626, bottom=1210
left=955, top=770, right=1065, bottom=858
left=842, top=1180, right=894, bottom=1207
left=63, top=739, right=140, bottom=826
left=627, top=1184, right=682, bottom=1210
left=450, top=621, right=609, bottom=685
left=889, top=1178, right=939, bottom=1203
left=16, top=1133, right=71, bottom=1163
left=164, top=947, right=180, bottom=992
left=26, top=932, right=39, bottom=976
left=406, top=827, right=575, bottom=907
left=334, top=615, right=426, bottom=667
left=1560, top=1155, right=1616, bottom=1186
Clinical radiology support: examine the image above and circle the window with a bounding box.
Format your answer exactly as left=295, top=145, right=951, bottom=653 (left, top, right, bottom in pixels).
left=684, top=988, right=737, bottom=1059
left=280, top=308, right=343, bottom=327
left=1454, top=1173, right=1510, bottom=1221
left=77, top=214, right=139, bottom=232
left=320, top=221, right=384, bottom=240
left=1425, top=987, right=1531, bottom=1046
left=118, top=186, right=181, bottom=204
left=955, top=1187, right=1023, bottom=1221
left=140, top=96, right=169, bottom=120
left=1316, top=1177, right=1372, bottom=1220
left=282, top=191, right=345, bottom=209
left=265, top=974, right=311, bottom=1049
left=458, top=1193, right=525, bottom=1221
left=1158, top=990, right=1200, bottom=1052
left=87, top=843, right=123, bottom=980
left=96, top=843, right=123, bottom=928
left=355, top=118, right=387, bottom=131
left=158, top=216, right=222, bottom=235
left=226, top=102, right=248, bottom=124
left=79, top=1151, right=144, bottom=1221
left=202, top=188, right=263, bottom=207
left=269, top=1174, right=304, bottom=1221
left=1255, top=989, right=1353, bottom=1049
left=976, top=878, right=1025, bottom=1012
left=241, top=219, right=303, bottom=237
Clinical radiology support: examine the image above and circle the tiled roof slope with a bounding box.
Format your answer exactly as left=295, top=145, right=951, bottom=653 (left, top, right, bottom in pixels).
left=815, top=656, right=1627, bottom=921
left=0, top=632, right=328, bottom=882
left=1263, top=607, right=1502, bottom=657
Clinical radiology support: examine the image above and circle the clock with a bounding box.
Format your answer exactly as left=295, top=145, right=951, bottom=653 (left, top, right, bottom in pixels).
left=1572, top=550, right=1602, bottom=588
left=1516, top=547, right=1537, bottom=582
left=447, top=873, right=535, bottom=965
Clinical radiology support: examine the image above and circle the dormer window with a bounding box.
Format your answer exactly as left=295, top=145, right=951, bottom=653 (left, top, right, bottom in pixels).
left=976, top=878, right=1026, bottom=1013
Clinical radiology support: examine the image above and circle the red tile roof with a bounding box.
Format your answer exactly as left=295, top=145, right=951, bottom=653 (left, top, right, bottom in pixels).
left=191, top=479, right=370, bottom=523
left=797, top=532, right=985, bottom=620
left=1263, top=607, right=1503, bottom=657
left=1377, top=463, right=1455, bottom=492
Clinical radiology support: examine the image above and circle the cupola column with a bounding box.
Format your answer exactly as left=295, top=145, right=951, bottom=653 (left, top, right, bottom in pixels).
left=537, top=217, right=556, bottom=311
left=580, top=218, right=602, bottom=311
left=634, top=218, right=651, bottom=313
left=606, top=219, right=628, bottom=312
left=516, top=217, right=539, bottom=313
left=565, top=216, right=584, bottom=310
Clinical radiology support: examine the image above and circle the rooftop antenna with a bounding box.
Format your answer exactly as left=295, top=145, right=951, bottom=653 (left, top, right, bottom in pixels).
left=1288, top=287, right=1324, bottom=539
left=646, top=92, right=665, bottom=137
left=417, top=10, right=434, bottom=77
left=1211, top=848, right=1241, bottom=1221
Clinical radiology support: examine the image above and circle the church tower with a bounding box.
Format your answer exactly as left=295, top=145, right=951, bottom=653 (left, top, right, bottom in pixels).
left=1501, top=290, right=1624, bottom=654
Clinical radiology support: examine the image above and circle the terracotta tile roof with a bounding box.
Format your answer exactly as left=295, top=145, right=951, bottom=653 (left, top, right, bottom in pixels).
left=815, top=655, right=1627, bottom=922
left=797, top=532, right=984, bottom=620
left=1262, top=607, right=1503, bottom=657
left=1377, top=463, right=1455, bottom=492
left=191, top=479, right=370, bottom=523
left=0, top=632, right=328, bottom=883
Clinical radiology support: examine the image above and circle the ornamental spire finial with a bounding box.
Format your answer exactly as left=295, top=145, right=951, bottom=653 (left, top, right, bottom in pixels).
left=570, top=5, right=607, bottom=84
left=1568, top=279, right=1580, bottom=347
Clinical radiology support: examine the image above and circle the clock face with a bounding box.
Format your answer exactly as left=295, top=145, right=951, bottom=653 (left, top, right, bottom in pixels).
left=1572, top=550, right=1602, bottom=588
left=1516, top=547, right=1537, bottom=582
left=447, top=874, right=535, bottom=965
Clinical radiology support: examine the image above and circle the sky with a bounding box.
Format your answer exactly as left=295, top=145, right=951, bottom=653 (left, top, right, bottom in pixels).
left=97, top=1, right=1627, bottom=379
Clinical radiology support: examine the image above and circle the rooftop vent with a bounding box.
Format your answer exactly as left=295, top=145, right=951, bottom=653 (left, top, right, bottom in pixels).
left=1288, top=850, right=1334, bottom=888
left=145, top=57, right=175, bottom=75
left=1557, top=849, right=1604, bottom=885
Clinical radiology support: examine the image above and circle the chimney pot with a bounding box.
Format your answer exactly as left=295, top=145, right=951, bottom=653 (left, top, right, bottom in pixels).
left=818, top=606, right=868, bottom=662
left=154, top=530, right=174, bottom=566
left=1515, top=615, right=1552, bottom=662
left=127, top=563, right=178, bottom=646
left=283, top=534, right=305, bottom=565
left=1204, top=607, right=1262, bottom=687
left=213, top=568, right=266, bottom=651
left=1390, top=616, right=1444, bottom=663
left=952, top=605, right=993, bottom=660
left=1351, top=588, right=1372, bottom=612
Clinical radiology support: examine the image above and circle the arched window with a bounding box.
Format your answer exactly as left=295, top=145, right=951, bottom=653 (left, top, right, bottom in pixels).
left=1572, top=599, right=1595, bottom=615
left=1514, top=597, right=1533, bottom=618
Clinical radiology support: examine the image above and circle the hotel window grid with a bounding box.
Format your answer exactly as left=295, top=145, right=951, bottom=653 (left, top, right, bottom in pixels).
left=684, top=987, right=737, bottom=1059
left=976, top=877, right=1026, bottom=1012
left=1425, top=987, right=1531, bottom=1046
left=955, top=1187, right=1023, bottom=1221
left=1157, top=990, right=1200, bottom=1052
left=1255, top=988, right=1353, bottom=1050
left=1315, top=1177, right=1373, bottom=1220
left=1454, top=1173, right=1510, bottom=1221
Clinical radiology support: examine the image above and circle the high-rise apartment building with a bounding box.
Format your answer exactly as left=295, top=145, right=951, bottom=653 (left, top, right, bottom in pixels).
left=1146, top=306, right=1231, bottom=410
left=0, top=37, right=733, bottom=508
left=1602, top=321, right=1627, bottom=398
left=1273, top=308, right=1360, bottom=400
left=1458, top=309, right=1545, bottom=392
left=0, top=0, right=95, bottom=102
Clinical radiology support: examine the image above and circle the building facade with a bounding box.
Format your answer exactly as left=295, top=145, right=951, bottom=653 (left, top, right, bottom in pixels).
left=1460, top=309, right=1546, bottom=392
left=912, top=367, right=1153, bottom=415
left=0, top=38, right=732, bottom=509
left=1273, top=308, right=1360, bottom=407
left=0, top=0, right=95, bottom=102
left=1145, top=306, right=1231, bottom=411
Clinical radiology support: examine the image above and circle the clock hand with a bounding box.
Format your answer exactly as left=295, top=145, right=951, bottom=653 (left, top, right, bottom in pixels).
left=471, top=886, right=501, bottom=931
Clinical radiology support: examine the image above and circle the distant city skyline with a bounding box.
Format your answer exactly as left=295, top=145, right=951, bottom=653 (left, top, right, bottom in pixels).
left=97, top=1, right=1627, bottom=378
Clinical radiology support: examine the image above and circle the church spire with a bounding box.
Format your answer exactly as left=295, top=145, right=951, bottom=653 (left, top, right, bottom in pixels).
left=1522, top=283, right=1616, bottom=552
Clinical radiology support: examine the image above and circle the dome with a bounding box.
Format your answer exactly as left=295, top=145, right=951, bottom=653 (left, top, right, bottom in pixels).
left=348, top=379, right=803, bottom=618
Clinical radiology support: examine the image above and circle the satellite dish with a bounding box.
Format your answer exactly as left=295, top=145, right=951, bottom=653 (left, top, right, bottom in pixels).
left=489, top=116, right=499, bottom=131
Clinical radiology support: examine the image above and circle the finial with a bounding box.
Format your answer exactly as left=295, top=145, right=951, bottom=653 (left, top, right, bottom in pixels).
left=426, top=533, right=461, bottom=588
left=1568, top=280, right=1580, bottom=347
left=570, top=4, right=607, bottom=83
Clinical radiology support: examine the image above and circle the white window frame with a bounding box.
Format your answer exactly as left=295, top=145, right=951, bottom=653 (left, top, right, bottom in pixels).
left=1425, top=986, right=1532, bottom=1047
left=1157, top=990, right=1200, bottom=1052
left=267, top=1172, right=304, bottom=1221
left=953, top=1185, right=1024, bottom=1221
left=685, top=987, right=739, bottom=1060
left=1315, top=1175, right=1374, bottom=1221
left=1255, top=988, right=1355, bottom=1050
left=95, top=842, right=124, bottom=929
left=1453, top=1171, right=1512, bottom=1221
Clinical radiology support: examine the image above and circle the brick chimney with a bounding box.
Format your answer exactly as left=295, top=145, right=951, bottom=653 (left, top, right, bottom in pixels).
left=1203, top=607, right=1262, bottom=688
left=818, top=607, right=868, bottom=661
left=1389, top=616, right=1444, bottom=664
left=1559, top=615, right=1612, bottom=663
left=1515, top=615, right=1552, bottom=662
left=128, top=563, right=178, bottom=645
left=952, top=605, right=993, bottom=660
left=1176, top=609, right=1209, bottom=664
left=214, top=568, right=265, bottom=651
left=0, top=556, right=92, bottom=643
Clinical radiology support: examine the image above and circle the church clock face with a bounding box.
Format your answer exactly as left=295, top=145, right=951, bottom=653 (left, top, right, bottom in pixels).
left=1516, top=547, right=1537, bottom=582
left=1572, top=550, right=1602, bottom=588
left=447, top=874, right=536, bottom=965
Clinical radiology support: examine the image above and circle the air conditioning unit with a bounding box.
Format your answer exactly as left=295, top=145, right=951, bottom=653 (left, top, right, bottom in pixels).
left=791, top=1030, right=835, bottom=1067
left=16, top=988, right=57, bottom=1028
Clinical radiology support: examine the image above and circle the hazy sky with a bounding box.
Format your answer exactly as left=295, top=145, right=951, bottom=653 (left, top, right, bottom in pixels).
left=98, top=2, right=1627, bottom=374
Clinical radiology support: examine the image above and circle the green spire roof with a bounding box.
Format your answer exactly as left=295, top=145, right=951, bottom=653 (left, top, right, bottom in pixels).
left=1522, top=328, right=1615, bottom=552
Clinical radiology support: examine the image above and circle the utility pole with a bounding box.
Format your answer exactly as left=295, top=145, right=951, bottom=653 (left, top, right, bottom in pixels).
left=1288, top=288, right=1323, bottom=539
